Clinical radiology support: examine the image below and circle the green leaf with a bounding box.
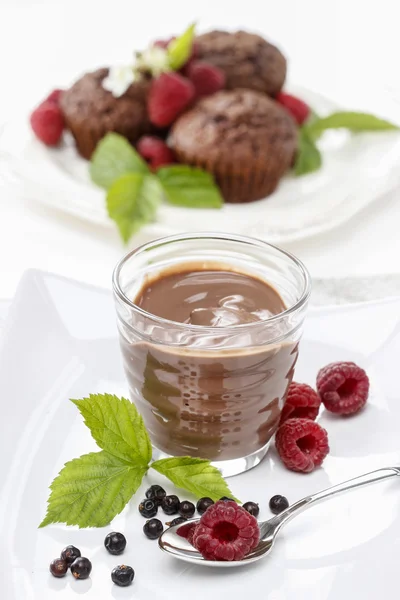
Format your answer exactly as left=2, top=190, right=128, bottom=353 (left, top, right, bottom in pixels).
left=107, top=173, right=162, bottom=242
left=167, top=23, right=196, bottom=70
left=71, top=394, right=152, bottom=466
left=151, top=456, right=240, bottom=502
left=306, top=111, right=399, bottom=136
left=39, top=451, right=146, bottom=528
left=157, top=165, right=223, bottom=208
left=293, top=128, right=322, bottom=176
left=90, top=133, right=149, bottom=190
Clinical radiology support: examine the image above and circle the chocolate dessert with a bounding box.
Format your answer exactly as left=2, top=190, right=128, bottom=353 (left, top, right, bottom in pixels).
left=60, top=68, right=154, bottom=159
left=170, top=89, right=298, bottom=203
left=195, top=30, right=287, bottom=97
left=119, top=264, right=298, bottom=461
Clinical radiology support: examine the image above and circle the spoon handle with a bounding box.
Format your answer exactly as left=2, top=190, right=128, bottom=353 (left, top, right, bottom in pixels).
left=270, top=466, right=400, bottom=532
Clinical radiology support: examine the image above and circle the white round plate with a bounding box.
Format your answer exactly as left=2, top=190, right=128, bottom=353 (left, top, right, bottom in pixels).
left=1, top=269, right=400, bottom=599
left=2, top=85, right=400, bottom=243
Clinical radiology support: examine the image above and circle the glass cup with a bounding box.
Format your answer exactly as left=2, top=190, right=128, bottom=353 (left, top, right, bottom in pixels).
left=113, top=233, right=311, bottom=476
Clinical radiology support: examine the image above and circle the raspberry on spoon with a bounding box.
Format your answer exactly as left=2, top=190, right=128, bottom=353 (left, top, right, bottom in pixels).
left=192, top=500, right=260, bottom=561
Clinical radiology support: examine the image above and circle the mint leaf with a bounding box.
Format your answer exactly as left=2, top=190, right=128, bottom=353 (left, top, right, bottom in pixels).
left=71, top=394, right=152, bottom=466
left=306, top=111, right=399, bottom=136
left=90, top=133, right=149, bottom=190
left=294, top=128, right=322, bottom=176
left=157, top=165, right=223, bottom=208
left=40, top=451, right=146, bottom=528
left=107, top=173, right=162, bottom=242
left=167, top=23, right=196, bottom=70
left=151, top=456, right=240, bottom=502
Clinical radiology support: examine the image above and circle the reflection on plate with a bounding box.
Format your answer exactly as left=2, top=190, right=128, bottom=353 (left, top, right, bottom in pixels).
left=0, top=269, right=400, bottom=599
left=2, top=85, right=400, bottom=243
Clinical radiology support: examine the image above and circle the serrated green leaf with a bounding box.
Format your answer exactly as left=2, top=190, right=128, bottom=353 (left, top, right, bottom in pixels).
left=167, top=23, right=196, bottom=70
left=107, top=173, right=162, bottom=242
left=151, top=456, right=240, bottom=502
left=71, top=394, right=152, bottom=465
left=157, top=165, right=223, bottom=208
left=306, top=111, right=399, bottom=136
left=39, top=451, right=146, bottom=528
left=293, top=128, right=322, bottom=176
left=90, top=133, right=149, bottom=190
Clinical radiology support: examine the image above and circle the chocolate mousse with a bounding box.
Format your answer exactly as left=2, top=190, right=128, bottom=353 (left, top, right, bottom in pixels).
left=120, top=264, right=298, bottom=461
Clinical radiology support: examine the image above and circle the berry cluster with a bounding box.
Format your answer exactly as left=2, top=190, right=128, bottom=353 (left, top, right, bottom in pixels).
left=49, top=533, right=134, bottom=587
left=135, top=42, right=226, bottom=171
left=49, top=545, right=91, bottom=581
left=49, top=488, right=291, bottom=565
left=275, top=360, right=370, bottom=473
left=140, top=485, right=263, bottom=556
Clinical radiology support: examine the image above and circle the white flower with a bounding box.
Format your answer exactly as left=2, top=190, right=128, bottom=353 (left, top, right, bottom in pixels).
left=102, top=65, right=137, bottom=98
left=136, top=46, right=170, bottom=77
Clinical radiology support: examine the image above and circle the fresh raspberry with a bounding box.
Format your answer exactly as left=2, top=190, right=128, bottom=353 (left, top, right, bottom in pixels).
left=177, top=522, right=196, bottom=545
left=137, top=135, right=176, bottom=170
left=275, top=418, right=329, bottom=473
left=276, top=92, right=310, bottom=125
left=280, top=382, right=321, bottom=424
left=192, top=500, right=260, bottom=561
left=186, top=60, right=226, bottom=98
left=46, top=89, right=64, bottom=105
left=317, top=361, right=369, bottom=415
left=30, top=101, right=65, bottom=146
left=148, top=72, right=195, bottom=127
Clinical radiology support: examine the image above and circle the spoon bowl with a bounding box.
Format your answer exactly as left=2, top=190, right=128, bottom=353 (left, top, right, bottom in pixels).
left=159, top=518, right=276, bottom=567
left=159, top=467, right=400, bottom=567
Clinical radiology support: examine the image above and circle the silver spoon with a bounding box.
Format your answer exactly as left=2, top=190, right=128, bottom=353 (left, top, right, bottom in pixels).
left=159, top=466, right=400, bottom=567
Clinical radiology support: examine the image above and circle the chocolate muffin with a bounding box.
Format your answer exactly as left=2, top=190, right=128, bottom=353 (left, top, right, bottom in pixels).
left=60, top=68, right=153, bottom=159
left=195, top=30, right=286, bottom=97
left=170, top=89, right=297, bottom=204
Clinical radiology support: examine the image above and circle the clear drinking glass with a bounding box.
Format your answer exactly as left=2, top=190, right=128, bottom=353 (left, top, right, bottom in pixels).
left=113, top=233, right=311, bottom=476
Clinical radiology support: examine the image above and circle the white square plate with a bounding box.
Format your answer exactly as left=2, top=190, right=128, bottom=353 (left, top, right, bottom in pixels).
left=2, top=86, right=400, bottom=244
left=1, top=270, right=400, bottom=599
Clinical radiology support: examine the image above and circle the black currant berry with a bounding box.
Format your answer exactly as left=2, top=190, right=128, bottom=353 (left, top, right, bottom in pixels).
left=269, top=495, right=289, bottom=515
left=49, top=558, right=68, bottom=578
left=161, top=494, right=180, bottom=515
left=60, top=545, right=81, bottom=566
left=104, top=532, right=127, bottom=555
left=70, top=557, right=92, bottom=580
left=196, top=497, right=214, bottom=515
left=145, top=484, right=166, bottom=506
left=243, top=501, right=260, bottom=517
left=167, top=516, right=187, bottom=527
left=111, top=564, right=135, bottom=587
left=143, top=518, right=163, bottom=540
left=178, top=500, right=195, bottom=518
left=138, top=498, right=158, bottom=518
left=219, top=496, right=235, bottom=502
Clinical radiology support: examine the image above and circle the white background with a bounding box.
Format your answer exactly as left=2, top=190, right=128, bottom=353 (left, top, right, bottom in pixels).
left=0, top=0, right=400, bottom=298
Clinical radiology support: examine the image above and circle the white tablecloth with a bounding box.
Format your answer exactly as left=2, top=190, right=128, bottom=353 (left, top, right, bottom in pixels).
left=1, top=0, right=400, bottom=298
